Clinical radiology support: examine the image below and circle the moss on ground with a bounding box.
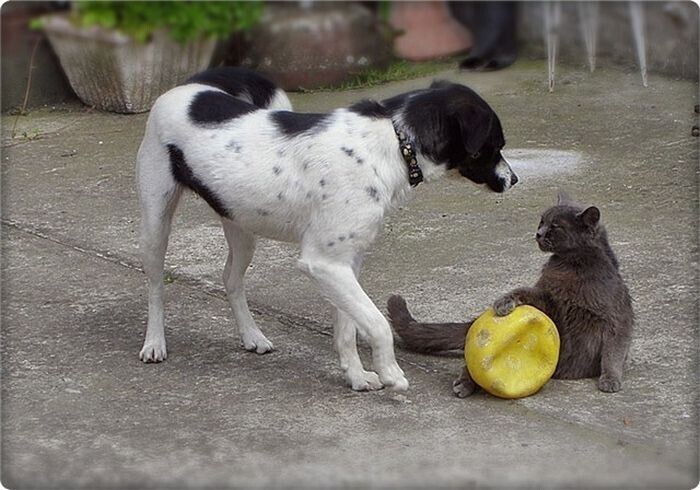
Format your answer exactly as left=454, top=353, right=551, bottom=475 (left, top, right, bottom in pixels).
left=298, top=57, right=462, bottom=93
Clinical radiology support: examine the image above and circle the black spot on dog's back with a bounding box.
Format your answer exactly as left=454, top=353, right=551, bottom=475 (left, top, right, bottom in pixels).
left=226, top=140, right=242, bottom=153
left=272, top=111, right=329, bottom=137
left=349, top=99, right=391, bottom=119
left=186, top=67, right=277, bottom=108
left=189, top=90, right=257, bottom=125
left=340, top=146, right=364, bottom=165
left=167, top=144, right=229, bottom=217
left=366, top=186, right=380, bottom=202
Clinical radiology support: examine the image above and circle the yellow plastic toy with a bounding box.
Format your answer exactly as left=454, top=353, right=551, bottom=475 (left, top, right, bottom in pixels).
left=465, top=305, right=560, bottom=399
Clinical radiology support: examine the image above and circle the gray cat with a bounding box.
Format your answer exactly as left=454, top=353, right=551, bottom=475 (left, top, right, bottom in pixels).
left=388, top=193, right=634, bottom=397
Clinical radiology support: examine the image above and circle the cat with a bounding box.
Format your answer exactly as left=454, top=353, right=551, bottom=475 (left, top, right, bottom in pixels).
left=388, top=192, right=634, bottom=397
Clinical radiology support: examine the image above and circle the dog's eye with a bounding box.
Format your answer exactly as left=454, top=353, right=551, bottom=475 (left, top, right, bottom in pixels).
left=471, top=151, right=481, bottom=159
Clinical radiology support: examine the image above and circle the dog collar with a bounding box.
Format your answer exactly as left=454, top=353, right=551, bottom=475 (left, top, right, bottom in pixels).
left=393, top=125, right=423, bottom=187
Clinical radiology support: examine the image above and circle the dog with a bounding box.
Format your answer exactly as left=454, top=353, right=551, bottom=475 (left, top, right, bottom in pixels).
left=136, top=67, right=518, bottom=392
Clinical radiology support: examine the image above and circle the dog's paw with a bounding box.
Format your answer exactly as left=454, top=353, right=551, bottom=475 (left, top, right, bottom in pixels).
left=452, top=377, right=476, bottom=398
left=597, top=374, right=622, bottom=393
left=140, top=340, right=167, bottom=363
left=347, top=369, right=384, bottom=392
left=241, top=330, right=274, bottom=354
left=493, top=294, right=518, bottom=316
left=377, top=362, right=409, bottom=392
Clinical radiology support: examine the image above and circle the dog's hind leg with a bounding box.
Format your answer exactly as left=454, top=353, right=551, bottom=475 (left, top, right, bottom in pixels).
left=137, top=134, right=182, bottom=362
left=299, top=253, right=408, bottom=391
left=221, top=219, right=274, bottom=354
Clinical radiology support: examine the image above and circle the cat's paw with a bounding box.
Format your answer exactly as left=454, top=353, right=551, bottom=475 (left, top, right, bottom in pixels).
left=452, top=377, right=477, bottom=398
left=597, top=374, right=622, bottom=393
left=493, top=294, right=518, bottom=316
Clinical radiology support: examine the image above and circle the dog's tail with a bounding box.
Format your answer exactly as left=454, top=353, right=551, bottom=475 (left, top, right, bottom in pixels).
left=387, top=295, right=471, bottom=353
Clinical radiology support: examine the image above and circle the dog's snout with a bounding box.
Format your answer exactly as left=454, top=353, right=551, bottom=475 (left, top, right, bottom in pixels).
left=510, top=173, right=519, bottom=186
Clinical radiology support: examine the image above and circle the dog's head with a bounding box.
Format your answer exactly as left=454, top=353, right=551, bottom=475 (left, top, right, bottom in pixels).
left=390, top=80, right=517, bottom=192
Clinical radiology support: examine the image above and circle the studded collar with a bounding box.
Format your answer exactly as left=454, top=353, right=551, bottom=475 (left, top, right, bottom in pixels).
left=392, top=124, right=423, bottom=187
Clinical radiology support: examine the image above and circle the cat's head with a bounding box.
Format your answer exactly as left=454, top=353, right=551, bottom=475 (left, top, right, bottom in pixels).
left=536, top=192, right=601, bottom=254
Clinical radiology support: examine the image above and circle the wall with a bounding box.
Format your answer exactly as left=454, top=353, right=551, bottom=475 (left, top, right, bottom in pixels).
left=1, top=1, right=75, bottom=112
left=2, top=1, right=697, bottom=111
left=518, top=1, right=698, bottom=80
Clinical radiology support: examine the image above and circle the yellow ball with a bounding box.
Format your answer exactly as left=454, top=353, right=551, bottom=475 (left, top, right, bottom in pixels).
left=465, top=305, right=560, bottom=399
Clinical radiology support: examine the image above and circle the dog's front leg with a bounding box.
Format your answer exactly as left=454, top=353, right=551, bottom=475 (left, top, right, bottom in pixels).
left=299, top=255, right=409, bottom=391
left=334, top=310, right=383, bottom=391
left=333, top=254, right=382, bottom=391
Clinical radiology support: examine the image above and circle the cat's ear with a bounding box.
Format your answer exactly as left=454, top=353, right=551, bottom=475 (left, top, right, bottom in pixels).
left=430, top=79, right=453, bottom=90
left=578, top=206, right=601, bottom=228
left=556, top=190, right=576, bottom=206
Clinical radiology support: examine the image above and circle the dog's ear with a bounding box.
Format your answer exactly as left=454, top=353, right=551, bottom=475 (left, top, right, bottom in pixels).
left=577, top=206, right=601, bottom=229
left=457, top=106, right=494, bottom=155
left=430, top=79, right=453, bottom=90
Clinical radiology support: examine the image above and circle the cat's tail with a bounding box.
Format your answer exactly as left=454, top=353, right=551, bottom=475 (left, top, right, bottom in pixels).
left=387, top=295, right=470, bottom=353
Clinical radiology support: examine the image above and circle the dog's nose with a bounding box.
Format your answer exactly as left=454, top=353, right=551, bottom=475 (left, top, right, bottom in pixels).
left=510, top=173, right=519, bottom=186
left=535, top=230, right=544, bottom=240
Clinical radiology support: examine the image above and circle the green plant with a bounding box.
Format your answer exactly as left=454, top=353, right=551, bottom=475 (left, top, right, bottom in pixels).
left=33, top=1, right=263, bottom=43
left=21, top=128, right=43, bottom=141
left=378, top=0, right=391, bottom=24
left=163, top=270, right=176, bottom=284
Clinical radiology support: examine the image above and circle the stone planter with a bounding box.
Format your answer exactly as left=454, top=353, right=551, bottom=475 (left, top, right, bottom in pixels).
left=41, top=14, right=216, bottom=113
left=243, top=3, right=391, bottom=91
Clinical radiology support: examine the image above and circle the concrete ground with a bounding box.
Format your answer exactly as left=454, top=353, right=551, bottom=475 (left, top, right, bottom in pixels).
left=1, top=61, right=698, bottom=488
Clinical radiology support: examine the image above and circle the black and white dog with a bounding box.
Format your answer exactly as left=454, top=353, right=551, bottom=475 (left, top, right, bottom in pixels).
left=136, top=67, right=517, bottom=392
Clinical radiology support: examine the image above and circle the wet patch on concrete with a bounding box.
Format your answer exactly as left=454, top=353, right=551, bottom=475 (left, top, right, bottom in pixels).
left=504, top=148, right=586, bottom=179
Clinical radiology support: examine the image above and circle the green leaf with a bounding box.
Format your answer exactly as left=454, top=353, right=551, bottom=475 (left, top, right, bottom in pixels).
left=29, top=17, right=44, bottom=30
left=70, top=1, right=262, bottom=43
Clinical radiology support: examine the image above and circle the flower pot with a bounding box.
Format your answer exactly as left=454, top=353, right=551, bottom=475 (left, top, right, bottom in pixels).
left=41, top=14, right=216, bottom=113
left=390, top=2, right=472, bottom=61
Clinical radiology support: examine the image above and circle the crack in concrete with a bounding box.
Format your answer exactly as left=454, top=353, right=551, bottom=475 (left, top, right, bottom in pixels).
left=1, top=219, right=691, bottom=466
left=1, top=218, right=434, bottom=373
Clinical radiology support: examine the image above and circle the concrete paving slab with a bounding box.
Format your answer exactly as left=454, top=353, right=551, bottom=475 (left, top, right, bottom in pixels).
left=2, top=60, right=698, bottom=487
left=1, top=228, right=695, bottom=488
